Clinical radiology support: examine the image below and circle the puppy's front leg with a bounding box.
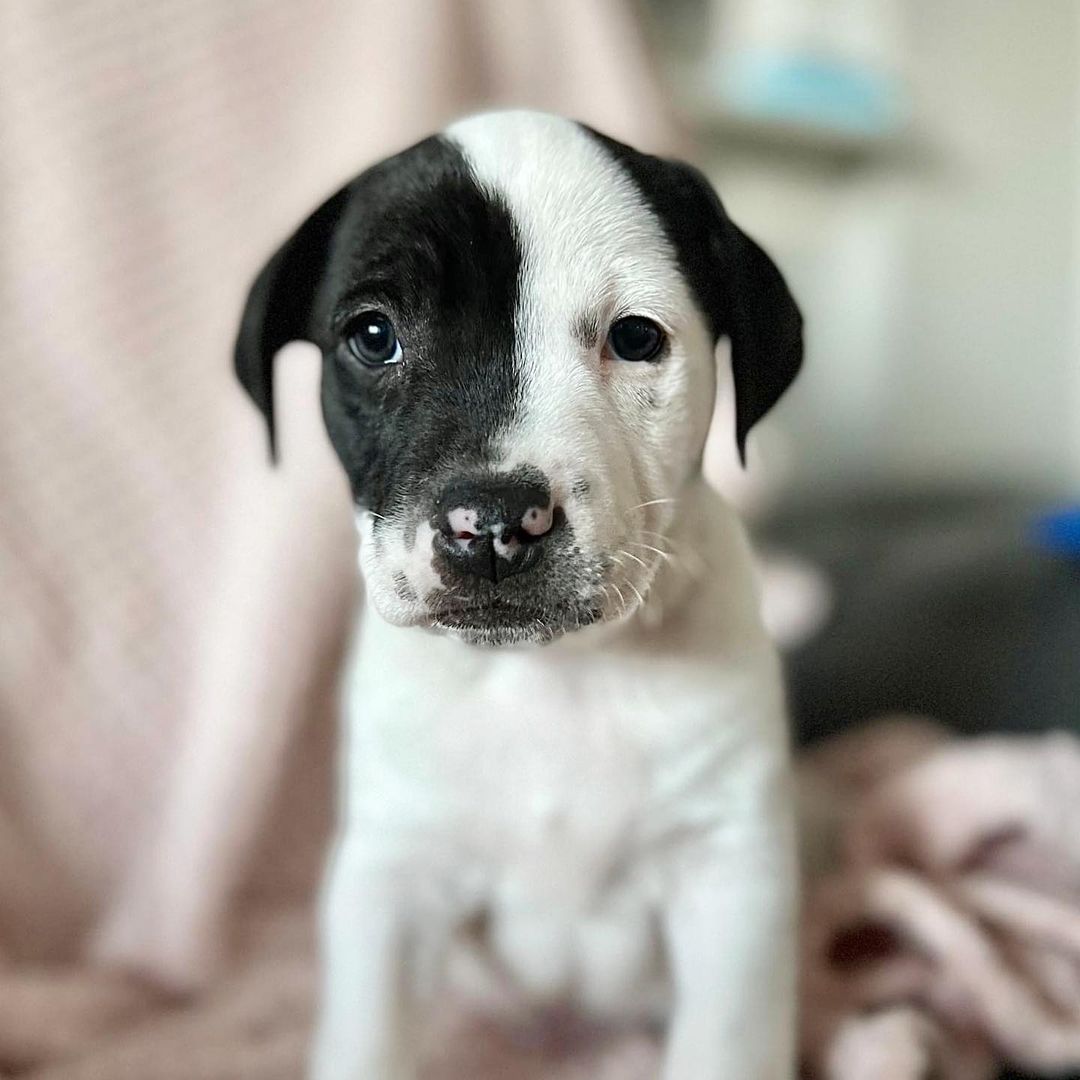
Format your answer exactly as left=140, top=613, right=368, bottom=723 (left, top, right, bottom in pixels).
left=661, top=818, right=798, bottom=1080
left=309, top=835, right=454, bottom=1080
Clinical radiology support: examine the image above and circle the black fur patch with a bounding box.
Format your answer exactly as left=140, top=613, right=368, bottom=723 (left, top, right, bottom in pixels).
left=314, top=136, right=525, bottom=515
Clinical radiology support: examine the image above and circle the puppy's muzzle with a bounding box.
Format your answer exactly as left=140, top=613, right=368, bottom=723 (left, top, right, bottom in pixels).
left=434, top=475, right=562, bottom=584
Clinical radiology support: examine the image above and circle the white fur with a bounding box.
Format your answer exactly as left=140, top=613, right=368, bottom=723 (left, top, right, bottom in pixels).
left=311, top=111, right=797, bottom=1080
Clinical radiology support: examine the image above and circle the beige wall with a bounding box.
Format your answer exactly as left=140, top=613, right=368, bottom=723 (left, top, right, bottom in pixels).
left=685, top=0, right=1080, bottom=494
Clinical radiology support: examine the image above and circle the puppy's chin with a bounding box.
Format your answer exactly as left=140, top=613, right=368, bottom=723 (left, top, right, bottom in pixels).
left=429, top=601, right=603, bottom=648
left=435, top=621, right=560, bottom=648
left=365, top=587, right=604, bottom=647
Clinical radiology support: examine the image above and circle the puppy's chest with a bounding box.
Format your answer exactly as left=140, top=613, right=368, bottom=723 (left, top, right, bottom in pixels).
left=359, top=666, right=627, bottom=854
left=347, top=645, right=732, bottom=906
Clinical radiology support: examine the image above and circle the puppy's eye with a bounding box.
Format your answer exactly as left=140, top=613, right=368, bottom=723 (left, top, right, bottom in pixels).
left=607, top=316, right=665, bottom=362
left=345, top=311, right=402, bottom=367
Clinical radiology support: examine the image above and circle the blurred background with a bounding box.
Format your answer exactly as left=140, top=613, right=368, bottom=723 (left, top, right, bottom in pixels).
left=0, top=2, right=1077, bottom=1078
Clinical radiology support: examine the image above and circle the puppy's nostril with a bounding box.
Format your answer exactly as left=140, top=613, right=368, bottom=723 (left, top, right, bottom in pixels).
left=521, top=504, right=554, bottom=538
left=445, top=507, right=480, bottom=541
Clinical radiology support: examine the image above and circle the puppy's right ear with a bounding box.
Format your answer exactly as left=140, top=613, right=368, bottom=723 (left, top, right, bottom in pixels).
left=234, top=185, right=352, bottom=462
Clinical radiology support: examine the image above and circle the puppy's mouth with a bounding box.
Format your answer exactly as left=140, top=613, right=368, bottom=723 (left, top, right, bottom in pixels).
left=428, top=596, right=602, bottom=647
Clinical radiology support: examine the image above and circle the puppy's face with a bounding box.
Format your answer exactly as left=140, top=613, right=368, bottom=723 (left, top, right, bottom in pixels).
left=236, top=112, right=801, bottom=646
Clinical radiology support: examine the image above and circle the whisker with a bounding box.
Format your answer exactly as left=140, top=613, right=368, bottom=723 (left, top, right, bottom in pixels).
left=625, top=541, right=675, bottom=563
left=638, top=531, right=692, bottom=568
left=623, top=578, right=646, bottom=607
left=639, top=529, right=678, bottom=545
left=630, top=497, right=677, bottom=511
left=616, top=548, right=649, bottom=571
left=610, top=581, right=628, bottom=615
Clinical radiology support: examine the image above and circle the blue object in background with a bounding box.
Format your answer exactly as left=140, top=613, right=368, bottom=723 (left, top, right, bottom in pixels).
left=717, top=49, right=906, bottom=137
left=1032, top=507, right=1080, bottom=557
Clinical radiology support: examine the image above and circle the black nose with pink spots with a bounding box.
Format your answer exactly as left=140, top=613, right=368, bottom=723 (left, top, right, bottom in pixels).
left=434, top=475, right=560, bottom=583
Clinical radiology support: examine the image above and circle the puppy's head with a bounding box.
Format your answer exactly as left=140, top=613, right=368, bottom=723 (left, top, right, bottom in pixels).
left=236, top=111, right=802, bottom=646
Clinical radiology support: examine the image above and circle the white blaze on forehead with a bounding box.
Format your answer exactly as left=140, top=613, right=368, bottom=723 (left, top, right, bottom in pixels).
left=443, top=112, right=689, bottom=471
left=445, top=110, right=683, bottom=332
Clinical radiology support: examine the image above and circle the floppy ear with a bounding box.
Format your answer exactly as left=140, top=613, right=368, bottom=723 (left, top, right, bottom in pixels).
left=234, top=185, right=352, bottom=461
left=584, top=131, right=803, bottom=463
left=650, top=160, right=803, bottom=463
left=686, top=165, right=803, bottom=463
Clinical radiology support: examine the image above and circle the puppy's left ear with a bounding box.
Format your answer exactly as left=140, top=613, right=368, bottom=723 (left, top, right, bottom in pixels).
left=234, top=185, right=352, bottom=462
left=663, top=161, right=803, bottom=464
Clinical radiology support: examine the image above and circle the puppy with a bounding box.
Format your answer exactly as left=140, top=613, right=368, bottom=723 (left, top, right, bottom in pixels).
left=235, top=110, right=803, bottom=1080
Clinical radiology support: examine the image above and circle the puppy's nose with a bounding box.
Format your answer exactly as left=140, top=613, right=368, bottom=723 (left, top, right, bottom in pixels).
left=436, top=476, right=558, bottom=583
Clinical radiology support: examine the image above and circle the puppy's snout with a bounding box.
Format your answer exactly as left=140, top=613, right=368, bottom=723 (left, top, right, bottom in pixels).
left=435, top=475, right=561, bottom=584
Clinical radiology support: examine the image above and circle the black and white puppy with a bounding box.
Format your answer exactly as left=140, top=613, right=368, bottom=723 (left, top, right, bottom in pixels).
left=236, top=110, right=803, bottom=1080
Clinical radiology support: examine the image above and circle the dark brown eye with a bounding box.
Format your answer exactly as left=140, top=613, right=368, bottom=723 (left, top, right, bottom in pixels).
left=345, top=311, right=402, bottom=367
left=607, top=316, right=665, bottom=362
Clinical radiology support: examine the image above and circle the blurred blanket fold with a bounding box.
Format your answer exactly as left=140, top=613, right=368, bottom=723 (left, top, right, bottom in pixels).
left=800, top=719, right=1080, bottom=1080
left=3, top=719, right=1080, bottom=1080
